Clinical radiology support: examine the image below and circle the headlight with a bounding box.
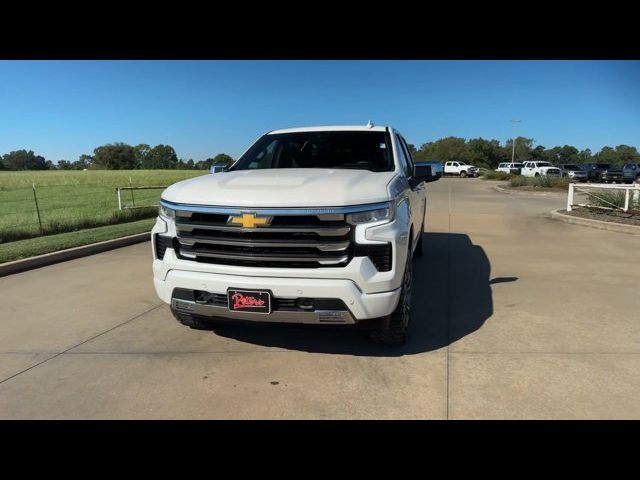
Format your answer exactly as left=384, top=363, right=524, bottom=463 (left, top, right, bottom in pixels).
left=159, top=204, right=175, bottom=220
left=346, top=204, right=393, bottom=224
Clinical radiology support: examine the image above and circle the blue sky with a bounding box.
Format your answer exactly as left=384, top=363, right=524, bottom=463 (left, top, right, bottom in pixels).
left=0, top=60, right=638, bottom=162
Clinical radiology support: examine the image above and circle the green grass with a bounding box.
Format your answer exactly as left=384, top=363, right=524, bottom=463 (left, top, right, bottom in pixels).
left=509, top=175, right=570, bottom=189
left=0, top=170, right=205, bottom=243
left=0, top=217, right=156, bottom=263
left=586, top=190, right=640, bottom=211
left=482, top=171, right=514, bottom=181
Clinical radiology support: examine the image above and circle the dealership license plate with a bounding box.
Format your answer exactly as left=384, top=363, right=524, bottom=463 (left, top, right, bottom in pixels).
left=227, top=289, right=271, bottom=314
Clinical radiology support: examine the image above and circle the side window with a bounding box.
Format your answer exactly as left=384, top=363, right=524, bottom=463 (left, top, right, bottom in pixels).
left=399, top=135, right=415, bottom=175
left=453, top=162, right=459, bottom=167
left=395, top=134, right=412, bottom=178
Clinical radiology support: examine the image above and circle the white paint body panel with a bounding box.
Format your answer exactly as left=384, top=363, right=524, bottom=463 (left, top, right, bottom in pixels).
left=152, top=125, right=429, bottom=323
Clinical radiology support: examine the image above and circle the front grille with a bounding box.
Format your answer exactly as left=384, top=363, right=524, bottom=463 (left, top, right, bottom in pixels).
left=174, top=210, right=353, bottom=268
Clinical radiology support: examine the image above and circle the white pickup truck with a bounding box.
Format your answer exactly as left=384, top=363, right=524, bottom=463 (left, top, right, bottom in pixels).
left=152, top=125, right=440, bottom=345
left=443, top=161, right=479, bottom=177
left=521, top=161, right=561, bottom=177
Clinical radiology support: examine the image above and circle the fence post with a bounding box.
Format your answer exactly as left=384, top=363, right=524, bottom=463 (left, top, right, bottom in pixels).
left=117, top=188, right=122, bottom=210
left=624, top=188, right=630, bottom=212
left=129, top=177, right=135, bottom=207
left=633, top=183, right=639, bottom=205
left=32, top=183, right=43, bottom=235
left=567, top=182, right=574, bottom=212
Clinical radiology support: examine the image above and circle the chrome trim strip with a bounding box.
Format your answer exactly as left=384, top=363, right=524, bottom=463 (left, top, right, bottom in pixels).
left=171, top=299, right=355, bottom=324
left=175, top=223, right=351, bottom=236
left=160, top=199, right=389, bottom=216
left=176, top=236, right=350, bottom=251
left=179, top=248, right=349, bottom=264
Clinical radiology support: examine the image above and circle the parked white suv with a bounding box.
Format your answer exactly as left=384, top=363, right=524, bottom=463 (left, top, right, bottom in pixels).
left=496, top=162, right=524, bottom=174
left=152, top=125, right=439, bottom=345
left=443, top=161, right=479, bottom=177
left=521, top=161, right=561, bottom=177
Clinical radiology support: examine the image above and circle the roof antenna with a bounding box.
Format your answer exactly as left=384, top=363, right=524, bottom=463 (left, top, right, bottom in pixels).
left=366, top=120, right=374, bottom=128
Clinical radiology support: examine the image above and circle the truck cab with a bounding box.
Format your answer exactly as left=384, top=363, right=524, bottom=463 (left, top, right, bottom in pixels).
left=152, top=125, right=439, bottom=345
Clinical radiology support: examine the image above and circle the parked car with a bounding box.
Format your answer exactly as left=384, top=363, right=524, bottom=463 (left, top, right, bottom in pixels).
left=521, top=161, right=561, bottom=177
left=496, top=162, right=524, bottom=175
left=622, top=163, right=640, bottom=183
left=153, top=124, right=440, bottom=345
left=601, top=165, right=625, bottom=183
left=580, top=163, right=612, bottom=182
left=557, top=164, right=588, bottom=182
left=443, top=161, right=479, bottom=177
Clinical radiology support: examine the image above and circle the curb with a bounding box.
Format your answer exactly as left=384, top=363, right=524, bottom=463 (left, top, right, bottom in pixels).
left=0, top=232, right=151, bottom=278
left=549, top=209, right=640, bottom=235
left=493, top=185, right=565, bottom=197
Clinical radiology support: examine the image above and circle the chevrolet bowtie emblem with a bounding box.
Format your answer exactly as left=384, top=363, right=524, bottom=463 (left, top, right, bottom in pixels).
left=228, top=213, right=272, bottom=228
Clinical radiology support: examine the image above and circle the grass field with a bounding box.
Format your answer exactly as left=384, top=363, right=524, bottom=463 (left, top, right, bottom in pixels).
left=0, top=170, right=205, bottom=244
left=0, top=218, right=156, bottom=263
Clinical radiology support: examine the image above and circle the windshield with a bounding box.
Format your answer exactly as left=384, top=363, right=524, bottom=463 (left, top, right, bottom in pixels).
left=596, top=163, right=611, bottom=169
left=537, top=162, right=551, bottom=167
left=564, top=165, right=580, bottom=170
left=230, top=131, right=394, bottom=172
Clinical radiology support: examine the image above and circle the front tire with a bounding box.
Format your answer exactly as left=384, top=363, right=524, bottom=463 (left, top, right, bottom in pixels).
left=460, top=170, right=467, bottom=178
left=369, top=247, right=413, bottom=346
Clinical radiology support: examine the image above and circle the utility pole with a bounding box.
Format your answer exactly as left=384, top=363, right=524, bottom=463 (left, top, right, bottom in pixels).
left=510, top=119, right=521, bottom=163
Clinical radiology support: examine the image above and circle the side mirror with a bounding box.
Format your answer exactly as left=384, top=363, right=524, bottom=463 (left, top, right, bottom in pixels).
left=414, top=161, right=442, bottom=183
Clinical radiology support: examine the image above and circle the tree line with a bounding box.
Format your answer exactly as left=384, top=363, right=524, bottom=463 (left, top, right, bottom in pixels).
left=0, top=142, right=234, bottom=171
left=2, top=138, right=639, bottom=172
left=407, top=137, right=640, bottom=169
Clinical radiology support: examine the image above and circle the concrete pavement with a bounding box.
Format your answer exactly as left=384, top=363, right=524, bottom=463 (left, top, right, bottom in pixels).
left=1, top=178, right=638, bottom=419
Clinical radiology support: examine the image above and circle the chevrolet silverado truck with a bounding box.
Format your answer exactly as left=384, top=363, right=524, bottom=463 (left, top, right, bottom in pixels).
left=152, top=125, right=439, bottom=345
left=521, top=161, right=561, bottom=177
left=443, top=161, right=479, bottom=177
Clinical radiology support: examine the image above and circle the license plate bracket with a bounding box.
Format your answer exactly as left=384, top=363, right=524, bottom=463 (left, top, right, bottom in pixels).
left=227, top=289, right=271, bottom=314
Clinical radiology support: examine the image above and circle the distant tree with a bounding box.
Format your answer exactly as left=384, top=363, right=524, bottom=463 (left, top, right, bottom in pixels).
left=578, top=149, right=592, bottom=164
left=1, top=150, right=48, bottom=170
left=211, top=153, right=234, bottom=165
left=414, top=137, right=472, bottom=163
left=406, top=143, right=417, bottom=157
left=134, top=144, right=151, bottom=168
left=187, top=159, right=195, bottom=169
left=612, top=145, right=640, bottom=164
left=467, top=138, right=505, bottom=168
left=141, top=144, right=178, bottom=169
left=93, top=143, right=137, bottom=170
left=504, top=137, right=534, bottom=162
left=57, top=160, right=73, bottom=170
left=75, top=154, right=94, bottom=170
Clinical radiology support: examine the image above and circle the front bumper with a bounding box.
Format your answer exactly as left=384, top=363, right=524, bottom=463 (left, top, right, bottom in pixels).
left=151, top=203, right=411, bottom=324
left=155, top=270, right=401, bottom=324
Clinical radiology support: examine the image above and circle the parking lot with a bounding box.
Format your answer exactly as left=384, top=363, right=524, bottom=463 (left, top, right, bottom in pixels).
left=1, top=177, right=639, bottom=419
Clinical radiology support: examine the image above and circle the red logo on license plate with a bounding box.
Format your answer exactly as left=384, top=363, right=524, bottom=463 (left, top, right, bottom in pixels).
left=231, top=292, right=266, bottom=310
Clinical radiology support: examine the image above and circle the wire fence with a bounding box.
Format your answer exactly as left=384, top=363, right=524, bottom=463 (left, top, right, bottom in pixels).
left=0, top=182, right=166, bottom=243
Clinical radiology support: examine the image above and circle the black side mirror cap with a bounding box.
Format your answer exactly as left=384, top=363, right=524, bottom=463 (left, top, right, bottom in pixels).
left=414, top=161, right=442, bottom=183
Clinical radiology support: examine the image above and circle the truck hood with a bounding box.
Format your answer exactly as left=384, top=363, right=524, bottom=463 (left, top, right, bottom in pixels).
left=161, top=169, right=397, bottom=208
